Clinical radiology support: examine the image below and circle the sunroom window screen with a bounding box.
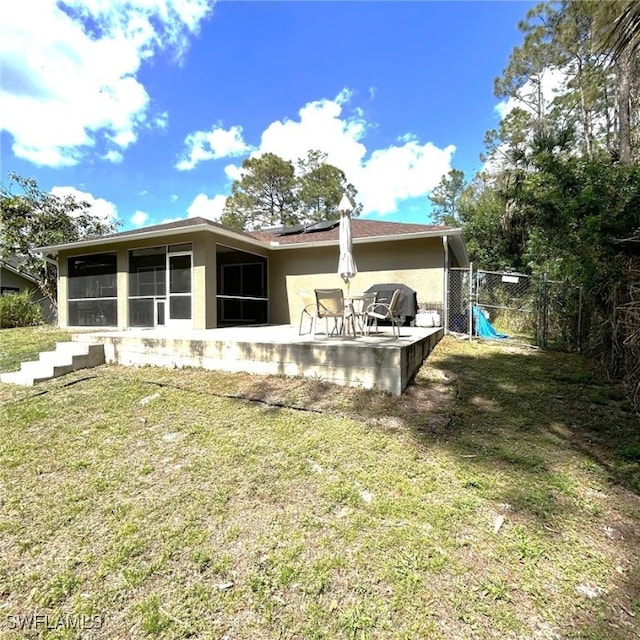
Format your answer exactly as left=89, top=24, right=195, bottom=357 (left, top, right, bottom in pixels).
left=68, top=252, right=117, bottom=326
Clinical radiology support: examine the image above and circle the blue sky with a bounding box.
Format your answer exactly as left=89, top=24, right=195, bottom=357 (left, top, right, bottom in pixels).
left=1, top=1, right=535, bottom=231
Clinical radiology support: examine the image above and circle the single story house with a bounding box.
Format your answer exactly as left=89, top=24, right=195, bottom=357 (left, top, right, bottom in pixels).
left=37, top=217, right=468, bottom=331
left=0, top=258, right=56, bottom=323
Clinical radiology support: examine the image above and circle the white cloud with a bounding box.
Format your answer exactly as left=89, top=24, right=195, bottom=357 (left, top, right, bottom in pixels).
left=258, top=94, right=368, bottom=169
left=0, top=0, right=212, bottom=167
left=160, top=216, right=184, bottom=224
left=187, top=193, right=227, bottom=221
left=50, top=186, right=119, bottom=224
left=176, top=124, right=252, bottom=170
left=224, top=163, right=243, bottom=182
left=154, top=111, right=169, bottom=130
left=254, top=90, right=454, bottom=216
left=103, top=150, right=124, bottom=163
left=182, top=90, right=456, bottom=217
left=131, top=210, right=149, bottom=227
left=358, top=142, right=455, bottom=215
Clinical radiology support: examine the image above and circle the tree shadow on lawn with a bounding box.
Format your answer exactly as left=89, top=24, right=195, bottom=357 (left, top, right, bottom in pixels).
left=155, top=339, right=640, bottom=639
left=417, top=343, right=640, bottom=640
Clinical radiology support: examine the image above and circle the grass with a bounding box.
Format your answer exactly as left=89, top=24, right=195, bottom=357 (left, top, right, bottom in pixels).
left=1, top=330, right=639, bottom=639
left=0, top=325, right=72, bottom=372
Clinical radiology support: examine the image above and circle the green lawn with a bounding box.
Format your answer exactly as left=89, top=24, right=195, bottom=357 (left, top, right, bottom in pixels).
left=0, top=325, right=72, bottom=372
left=0, top=331, right=639, bottom=639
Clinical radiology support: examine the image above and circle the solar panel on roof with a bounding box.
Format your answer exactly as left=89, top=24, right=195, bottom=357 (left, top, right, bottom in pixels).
left=277, top=224, right=306, bottom=236
left=303, top=220, right=339, bottom=233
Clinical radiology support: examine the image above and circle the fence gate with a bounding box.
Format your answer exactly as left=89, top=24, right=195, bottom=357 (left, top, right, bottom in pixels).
left=476, top=269, right=536, bottom=340
left=446, top=266, right=583, bottom=351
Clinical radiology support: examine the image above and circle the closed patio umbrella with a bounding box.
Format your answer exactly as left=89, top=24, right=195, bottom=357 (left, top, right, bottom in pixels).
left=337, top=194, right=357, bottom=295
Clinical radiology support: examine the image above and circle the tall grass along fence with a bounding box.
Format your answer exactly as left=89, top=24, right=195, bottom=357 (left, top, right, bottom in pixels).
left=446, top=266, right=583, bottom=352
left=613, top=250, right=640, bottom=414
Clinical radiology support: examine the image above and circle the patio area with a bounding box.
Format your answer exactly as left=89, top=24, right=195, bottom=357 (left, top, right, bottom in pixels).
left=72, top=324, right=444, bottom=395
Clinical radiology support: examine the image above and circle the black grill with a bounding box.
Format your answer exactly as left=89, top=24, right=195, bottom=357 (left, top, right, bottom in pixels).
left=364, top=283, right=418, bottom=325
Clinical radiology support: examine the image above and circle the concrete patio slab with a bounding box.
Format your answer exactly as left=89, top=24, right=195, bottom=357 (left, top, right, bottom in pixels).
left=72, top=324, right=443, bottom=395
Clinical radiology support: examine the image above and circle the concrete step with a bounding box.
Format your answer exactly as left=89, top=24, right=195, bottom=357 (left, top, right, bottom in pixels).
left=0, top=342, right=105, bottom=386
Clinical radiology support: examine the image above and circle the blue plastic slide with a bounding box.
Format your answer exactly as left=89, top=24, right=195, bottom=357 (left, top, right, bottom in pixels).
left=473, top=306, right=509, bottom=339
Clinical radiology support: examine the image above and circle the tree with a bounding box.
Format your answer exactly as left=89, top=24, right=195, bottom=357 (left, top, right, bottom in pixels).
left=597, top=1, right=640, bottom=62
left=474, top=0, right=640, bottom=273
left=221, top=150, right=362, bottom=231
left=296, top=150, right=362, bottom=223
left=487, top=1, right=639, bottom=171
left=428, top=169, right=466, bottom=225
left=220, top=153, right=298, bottom=231
left=592, top=0, right=640, bottom=165
left=0, top=173, right=118, bottom=309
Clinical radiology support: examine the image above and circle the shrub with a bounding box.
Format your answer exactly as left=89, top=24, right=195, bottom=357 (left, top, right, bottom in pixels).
left=0, top=290, right=43, bottom=328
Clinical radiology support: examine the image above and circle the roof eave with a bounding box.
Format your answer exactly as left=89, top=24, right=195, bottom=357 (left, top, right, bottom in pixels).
left=36, top=223, right=269, bottom=254
left=447, top=233, right=470, bottom=267
left=0, top=261, right=38, bottom=283
left=267, top=227, right=463, bottom=249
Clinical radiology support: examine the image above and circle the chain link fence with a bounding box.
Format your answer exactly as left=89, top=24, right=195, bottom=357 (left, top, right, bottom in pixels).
left=476, top=269, right=536, bottom=339
left=446, top=266, right=583, bottom=351
left=537, top=277, right=583, bottom=351
left=446, top=267, right=473, bottom=335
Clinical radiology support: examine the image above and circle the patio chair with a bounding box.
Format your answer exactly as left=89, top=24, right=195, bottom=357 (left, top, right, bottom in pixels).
left=352, top=291, right=377, bottom=334
left=298, top=291, right=318, bottom=335
left=314, top=289, right=355, bottom=338
left=364, top=288, right=403, bottom=338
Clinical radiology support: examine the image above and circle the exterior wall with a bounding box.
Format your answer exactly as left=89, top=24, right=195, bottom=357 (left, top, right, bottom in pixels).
left=55, top=229, right=459, bottom=329
left=0, top=267, right=33, bottom=293
left=192, top=234, right=208, bottom=330
left=57, top=231, right=269, bottom=330
left=269, top=236, right=446, bottom=325
left=58, top=258, right=68, bottom=327
left=75, top=325, right=443, bottom=395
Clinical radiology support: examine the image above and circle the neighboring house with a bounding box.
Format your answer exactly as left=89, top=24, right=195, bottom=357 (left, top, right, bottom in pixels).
left=0, top=258, right=56, bottom=323
left=37, top=217, right=468, bottom=331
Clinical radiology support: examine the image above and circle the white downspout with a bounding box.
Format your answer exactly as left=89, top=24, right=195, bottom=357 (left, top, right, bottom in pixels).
left=442, top=235, right=449, bottom=333
left=41, top=253, right=58, bottom=268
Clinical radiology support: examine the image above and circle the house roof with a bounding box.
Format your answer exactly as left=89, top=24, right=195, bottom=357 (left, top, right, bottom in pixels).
left=0, top=257, right=38, bottom=283
left=252, top=218, right=459, bottom=246
left=251, top=218, right=468, bottom=266
left=36, top=215, right=468, bottom=265
left=36, top=217, right=269, bottom=254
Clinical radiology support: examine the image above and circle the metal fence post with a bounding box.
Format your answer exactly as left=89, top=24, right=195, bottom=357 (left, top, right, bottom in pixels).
left=577, top=285, right=583, bottom=353
left=468, top=262, right=474, bottom=340
left=541, top=273, right=548, bottom=349
left=444, top=267, right=450, bottom=334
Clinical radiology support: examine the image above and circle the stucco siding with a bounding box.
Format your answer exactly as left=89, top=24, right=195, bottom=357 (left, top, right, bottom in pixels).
left=58, top=258, right=69, bottom=327
left=54, top=227, right=456, bottom=329
left=1, top=268, right=31, bottom=292
left=269, top=237, right=446, bottom=325
left=116, top=251, right=128, bottom=329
